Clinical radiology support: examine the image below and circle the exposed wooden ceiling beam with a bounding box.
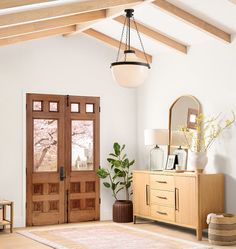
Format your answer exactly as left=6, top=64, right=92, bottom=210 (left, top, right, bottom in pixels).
left=0, top=10, right=106, bottom=39
left=0, top=0, right=55, bottom=9
left=115, top=15, right=187, bottom=54
left=0, top=26, right=76, bottom=46
left=152, top=0, right=231, bottom=43
left=63, top=0, right=155, bottom=37
left=0, top=0, right=142, bottom=28
left=83, top=29, right=152, bottom=63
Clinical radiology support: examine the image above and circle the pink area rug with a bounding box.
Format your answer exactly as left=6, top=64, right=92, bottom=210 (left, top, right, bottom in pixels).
left=18, top=223, right=212, bottom=249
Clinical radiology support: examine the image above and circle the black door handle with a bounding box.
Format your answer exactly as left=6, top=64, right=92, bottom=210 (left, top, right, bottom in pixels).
left=60, top=166, right=66, bottom=181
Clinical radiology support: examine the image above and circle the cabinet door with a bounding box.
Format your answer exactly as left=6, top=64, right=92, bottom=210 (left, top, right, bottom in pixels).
left=175, top=176, right=197, bottom=227
left=133, top=172, right=150, bottom=217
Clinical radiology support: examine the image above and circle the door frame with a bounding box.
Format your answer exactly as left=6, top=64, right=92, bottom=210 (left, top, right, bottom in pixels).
left=24, top=92, right=100, bottom=226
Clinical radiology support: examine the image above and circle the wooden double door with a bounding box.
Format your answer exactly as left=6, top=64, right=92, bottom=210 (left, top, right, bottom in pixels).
left=26, top=93, right=100, bottom=226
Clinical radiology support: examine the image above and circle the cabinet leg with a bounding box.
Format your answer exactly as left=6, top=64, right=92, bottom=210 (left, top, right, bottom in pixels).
left=10, top=203, right=13, bottom=233
left=2, top=205, right=6, bottom=231
left=196, top=228, right=202, bottom=241
left=133, top=215, right=136, bottom=224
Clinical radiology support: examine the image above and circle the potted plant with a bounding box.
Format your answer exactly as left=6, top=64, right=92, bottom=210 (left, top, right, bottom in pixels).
left=181, top=112, right=235, bottom=172
left=97, top=142, right=134, bottom=223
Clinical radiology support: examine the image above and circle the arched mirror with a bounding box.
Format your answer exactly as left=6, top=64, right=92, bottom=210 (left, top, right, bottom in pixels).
left=169, top=95, right=201, bottom=170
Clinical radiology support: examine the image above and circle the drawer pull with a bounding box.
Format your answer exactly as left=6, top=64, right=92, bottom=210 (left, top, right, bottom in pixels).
left=175, top=188, right=179, bottom=211
left=156, top=181, right=167, bottom=184
left=156, top=211, right=167, bottom=216
left=156, top=196, right=167, bottom=200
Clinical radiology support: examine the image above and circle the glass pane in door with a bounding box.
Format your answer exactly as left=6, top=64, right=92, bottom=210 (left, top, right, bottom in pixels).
left=71, top=120, right=94, bottom=171
left=33, top=119, right=58, bottom=172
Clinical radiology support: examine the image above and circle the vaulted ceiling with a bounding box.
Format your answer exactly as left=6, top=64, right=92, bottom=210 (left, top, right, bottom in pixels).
left=0, top=0, right=235, bottom=61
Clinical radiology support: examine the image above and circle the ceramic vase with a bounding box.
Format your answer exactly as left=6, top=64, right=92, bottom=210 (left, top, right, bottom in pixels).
left=187, top=151, right=208, bottom=173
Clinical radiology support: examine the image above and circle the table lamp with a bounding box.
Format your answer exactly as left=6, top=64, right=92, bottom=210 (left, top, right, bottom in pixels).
left=144, top=129, right=169, bottom=171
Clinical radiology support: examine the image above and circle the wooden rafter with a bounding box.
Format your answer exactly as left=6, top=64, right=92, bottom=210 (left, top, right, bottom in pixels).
left=114, top=15, right=187, bottom=54
left=83, top=29, right=152, bottom=63
left=152, top=0, right=231, bottom=43
left=0, top=0, right=55, bottom=9
left=0, top=0, right=142, bottom=28
left=0, top=26, right=76, bottom=46
left=0, top=10, right=106, bottom=39
left=63, top=1, right=150, bottom=37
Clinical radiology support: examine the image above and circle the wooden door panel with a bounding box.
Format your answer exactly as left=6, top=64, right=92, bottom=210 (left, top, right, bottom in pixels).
left=133, top=172, right=150, bottom=217
left=66, top=96, right=100, bottom=223
left=26, top=94, right=66, bottom=226
left=175, top=176, right=197, bottom=227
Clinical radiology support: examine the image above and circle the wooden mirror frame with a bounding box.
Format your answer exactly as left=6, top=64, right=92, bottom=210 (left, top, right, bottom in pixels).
left=168, top=95, right=202, bottom=154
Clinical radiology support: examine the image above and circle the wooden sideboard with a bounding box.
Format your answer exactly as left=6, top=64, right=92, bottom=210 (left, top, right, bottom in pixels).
left=133, top=170, right=224, bottom=240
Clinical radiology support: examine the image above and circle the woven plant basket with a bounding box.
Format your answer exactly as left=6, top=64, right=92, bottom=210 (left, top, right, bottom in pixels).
left=208, top=214, right=236, bottom=246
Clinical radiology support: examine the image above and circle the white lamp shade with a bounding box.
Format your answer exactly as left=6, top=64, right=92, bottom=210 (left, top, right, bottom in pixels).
left=111, top=52, right=150, bottom=88
left=171, top=130, right=191, bottom=147
left=144, top=129, right=169, bottom=146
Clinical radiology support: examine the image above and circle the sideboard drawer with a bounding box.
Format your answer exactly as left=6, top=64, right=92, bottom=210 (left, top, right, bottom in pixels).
left=151, top=205, right=175, bottom=222
left=150, top=189, right=175, bottom=207
left=150, top=175, right=174, bottom=191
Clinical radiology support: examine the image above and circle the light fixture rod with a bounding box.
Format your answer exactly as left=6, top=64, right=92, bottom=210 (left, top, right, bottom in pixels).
left=125, top=9, right=134, bottom=51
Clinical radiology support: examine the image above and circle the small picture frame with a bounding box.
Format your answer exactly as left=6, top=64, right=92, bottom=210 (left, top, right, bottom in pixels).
left=165, top=154, right=178, bottom=170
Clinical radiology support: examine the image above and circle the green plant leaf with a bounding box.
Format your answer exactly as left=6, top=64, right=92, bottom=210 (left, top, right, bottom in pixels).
left=122, top=158, right=129, bottom=168
left=122, top=154, right=127, bottom=160
left=121, top=144, right=125, bottom=152
left=103, top=182, right=111, bottom=188
left=107, top=158, right=115, bottom=164
left=112, top=183, right=118, bottom=191
left=129, top=160, right=135, bottom=167
left=113, top=142, right=121, bottom=156
left=113, top=160, right=121, bottom=167
left=114, top=168, right=125, bottom=177
left=116, top=187, right=124, bottom=194
left=109, top=153, right=117, bottom=157
left=97, top=168, right=109, bottom=179
left=126, top=182, right=131, bottom=188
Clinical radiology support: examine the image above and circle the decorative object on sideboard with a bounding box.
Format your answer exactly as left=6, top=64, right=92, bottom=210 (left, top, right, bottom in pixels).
left=165, top=154, right=178, bottom=170
left=110, top=9, right=151, bottom=88
left=171, top=131, right=191, bottom=170
left=144, top=129, right=169, bottom=171
left=97, top=142, right=134, bottom=223
left=181, top=112, right=235, bottom=172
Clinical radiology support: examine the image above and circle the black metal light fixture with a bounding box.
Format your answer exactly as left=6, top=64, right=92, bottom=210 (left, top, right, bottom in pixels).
left=110, top=9, right=151, bottom=88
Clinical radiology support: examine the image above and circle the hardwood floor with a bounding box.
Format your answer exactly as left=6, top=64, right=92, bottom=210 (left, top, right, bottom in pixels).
left=0, top=219, right=231, bottom=248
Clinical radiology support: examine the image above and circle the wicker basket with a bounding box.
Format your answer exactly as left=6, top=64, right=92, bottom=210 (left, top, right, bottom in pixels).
left=208, top=214, right=236, bottom=246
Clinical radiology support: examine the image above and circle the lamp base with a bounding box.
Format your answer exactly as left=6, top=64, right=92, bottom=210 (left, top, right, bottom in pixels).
left=150, top=145, right=164, bottom=171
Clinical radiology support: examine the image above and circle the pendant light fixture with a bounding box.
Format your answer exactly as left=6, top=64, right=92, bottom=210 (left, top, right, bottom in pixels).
left=111, top=9, right=151, bottom=88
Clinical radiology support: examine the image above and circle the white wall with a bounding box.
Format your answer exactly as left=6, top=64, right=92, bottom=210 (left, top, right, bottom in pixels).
left=1, top=31, right=235, bottom=228
left=0, top=35, right=137, bottom=227
left=137, top=38, right=236, bottom=213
